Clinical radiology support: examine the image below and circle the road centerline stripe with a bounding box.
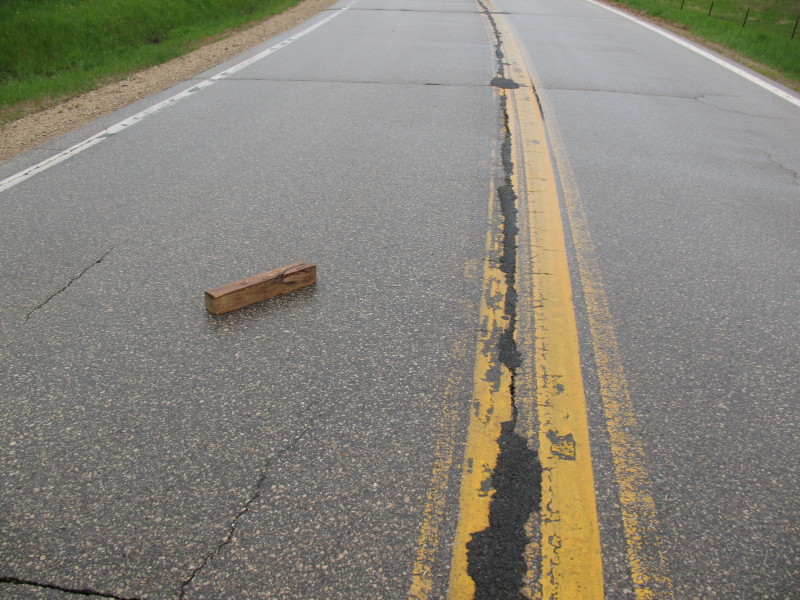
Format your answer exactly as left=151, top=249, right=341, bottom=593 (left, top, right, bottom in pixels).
left=538, top=93, right=678, bottom=600
left=492, top=9, right=605, bottom=598
left=509, top=17, right=678, bottom=598
left=446, top=177, right=517, bottom=599
left=408, top=332, right=475, bottom=600
left=446, top=2, right=604, bottom=598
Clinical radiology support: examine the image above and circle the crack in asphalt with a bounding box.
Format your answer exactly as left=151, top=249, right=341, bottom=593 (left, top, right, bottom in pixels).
left=764, top=152, right=800, bottom=186
left=0, top=576, right=142, bottom=600
left=177, top=426, right=313, bottom=599
left=24, top=244, right=120, bottom=323
left=546, top=87, right=793, bottom=122
left=346, top=7, right=516, bottom=13
left=546, top=86, right=700, bottom=100
left=350, top=7, right=483, bottom=12
left=696, top=95, right=793, bottom=120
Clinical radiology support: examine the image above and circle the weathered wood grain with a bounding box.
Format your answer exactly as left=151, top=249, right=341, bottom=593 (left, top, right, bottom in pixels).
left=204, top=262, right=316, bottom=315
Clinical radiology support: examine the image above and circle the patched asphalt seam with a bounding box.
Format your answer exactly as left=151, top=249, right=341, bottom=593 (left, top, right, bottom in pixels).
left=24, top=244, right=120, bottom=323
left=177, top=426, right=312, bottom=599
left=491, top=77, right=520, bottom=90
left=466, top=3, right=543, bottom=597
left=0, top=576, right=142, bottom=600
left=495, top=97, right=522, bottom=377
left=467, top=417, right=541, bottom=599
left=477, top=0, right=507, bottom=79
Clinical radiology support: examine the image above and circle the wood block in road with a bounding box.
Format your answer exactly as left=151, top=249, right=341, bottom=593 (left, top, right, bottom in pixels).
left=204, top=262, right=316, bottom=315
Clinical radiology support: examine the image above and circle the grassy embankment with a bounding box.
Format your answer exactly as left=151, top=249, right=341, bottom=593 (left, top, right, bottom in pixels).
left=607, top=0, right=800, bottom=89
left=0, top=0, right=301, bottom=122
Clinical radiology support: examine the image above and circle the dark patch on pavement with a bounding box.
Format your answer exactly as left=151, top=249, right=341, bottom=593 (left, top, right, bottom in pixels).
left=465, top=5, right=545, bottom=593
left=467, top=90, right=541, bottom=599
left=476, top=0, right=507, bottom=78
left=497, top=94, right=522, bottom=374
left=546, top=430, right=577, bottom=460
left=491, top=77, right=520, bottom=89
left=466, top=420, right=541, bottom=599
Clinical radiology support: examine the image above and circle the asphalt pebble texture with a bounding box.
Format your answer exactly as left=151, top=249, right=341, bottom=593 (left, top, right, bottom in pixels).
left=2, top=0, right=799, bottom=597
left=0, top=0, right=498, bottom=597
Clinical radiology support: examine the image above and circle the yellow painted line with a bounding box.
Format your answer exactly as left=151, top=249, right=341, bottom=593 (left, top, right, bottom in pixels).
left=408, top=181, right=500, bottom=600
left=503, top=17, right=677, bottom=598
left=408, top=253, right=484, bottom=600
left=447, top=180, right=514, bottom=600
left=490, top=9, right=606, bottom=599
left=443, top=3, right=675, bottom=598
left=408, top=339, right=470, bottom=600
left=538, top=89, right=677, bottom=600
left=445, top=3, right=605, bottom=596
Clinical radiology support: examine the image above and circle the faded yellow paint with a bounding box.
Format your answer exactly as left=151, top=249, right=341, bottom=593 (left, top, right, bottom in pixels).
left=408, top=340, right=470, bottom=600
left=447, top=183, right=515, bottom=600
left=446, top=3, right=605, bottom=598
left=408, top=184, right=494, bottom=600
left=491, top=6, right=606, bottom=599
left=502, top=14, right=676, bottom=596
left=441, top=3, right=674, bottom=599
left=540, top=95, right=677, bottom=600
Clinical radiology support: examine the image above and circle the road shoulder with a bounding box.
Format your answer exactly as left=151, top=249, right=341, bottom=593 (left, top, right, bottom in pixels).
left=0, top=0, right=338, bottom=163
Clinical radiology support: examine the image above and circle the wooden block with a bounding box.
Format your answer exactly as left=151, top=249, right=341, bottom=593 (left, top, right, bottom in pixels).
left=204, top=262, right=316, bottom=315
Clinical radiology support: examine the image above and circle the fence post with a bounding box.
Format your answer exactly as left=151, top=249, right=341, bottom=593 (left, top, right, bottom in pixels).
left=742, top=7, right=749, bottom=27
left=708, top=1, right=714, bottom=16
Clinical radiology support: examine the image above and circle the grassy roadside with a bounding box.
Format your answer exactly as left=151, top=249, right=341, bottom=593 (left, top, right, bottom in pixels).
left=0, top=0, right=302, bottom=122
left=605, top=0, right=800, bottom=90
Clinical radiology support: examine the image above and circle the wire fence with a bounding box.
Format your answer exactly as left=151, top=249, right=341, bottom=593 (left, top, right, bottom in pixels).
left=667, top=0, right=800, bottom=39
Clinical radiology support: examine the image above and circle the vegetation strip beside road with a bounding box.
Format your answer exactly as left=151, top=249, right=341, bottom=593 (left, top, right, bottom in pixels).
left=0, top=0, right=337, bottom=162
left=0, top=0, right=304, bottom=121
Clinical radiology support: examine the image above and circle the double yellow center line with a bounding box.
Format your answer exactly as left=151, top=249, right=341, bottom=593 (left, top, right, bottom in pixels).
left=446, top=7, right=604, bottom=598
left=411, top=4, right=676, bottom=599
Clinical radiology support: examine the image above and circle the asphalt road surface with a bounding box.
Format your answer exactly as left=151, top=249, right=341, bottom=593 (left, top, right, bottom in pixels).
left=1, top=0, right=798, bottom=598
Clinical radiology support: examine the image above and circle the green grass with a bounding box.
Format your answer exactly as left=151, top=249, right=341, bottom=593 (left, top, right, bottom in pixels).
left=0, top=0, right=301, bottom=118
left=608, top=0, right=800, bottom=85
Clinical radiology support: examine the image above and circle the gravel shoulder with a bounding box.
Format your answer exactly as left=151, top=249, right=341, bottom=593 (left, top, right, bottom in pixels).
left=0, top=0, right=338, bottom=163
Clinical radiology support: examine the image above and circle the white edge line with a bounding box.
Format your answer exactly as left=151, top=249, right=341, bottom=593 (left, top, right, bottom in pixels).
left=585, top=0, right=800, bottom=109
left=0, top=0, right=357, bottom=194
